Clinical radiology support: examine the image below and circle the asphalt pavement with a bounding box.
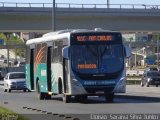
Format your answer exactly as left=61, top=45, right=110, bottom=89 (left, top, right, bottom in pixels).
left=0, top=83, right=160, bottom=120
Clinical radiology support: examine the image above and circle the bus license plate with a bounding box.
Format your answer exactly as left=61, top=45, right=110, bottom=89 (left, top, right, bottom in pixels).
left=96, top=91, right=104, bottom=94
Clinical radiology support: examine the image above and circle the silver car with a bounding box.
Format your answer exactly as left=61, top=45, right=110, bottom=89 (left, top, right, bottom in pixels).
left=4, top=72, right=26, bottom=92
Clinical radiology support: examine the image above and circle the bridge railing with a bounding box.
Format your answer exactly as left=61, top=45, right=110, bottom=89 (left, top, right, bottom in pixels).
left=0, top=2, right=160, bottom=10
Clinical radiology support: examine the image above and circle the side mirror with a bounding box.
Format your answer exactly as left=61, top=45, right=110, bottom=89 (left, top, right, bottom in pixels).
left=62, top=46, right=69, bottom=59
left=124, top=45, right=131, bottom=58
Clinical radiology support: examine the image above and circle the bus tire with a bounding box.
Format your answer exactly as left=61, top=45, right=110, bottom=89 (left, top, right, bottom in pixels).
left=39, top=92, right=45, bottom=100
left=141, top=82, right=144, bottom=87
left=105, top=93, right=114, bottom=103
left=74, top=96, right=81, bottom=102
left=80, top=95, right=87, bottom=103
left=58, top=79, right=62, bottom=94
left=37, top=81, right=45, bottom=100
left=45, top=94, right=51, bottom=100
left=63, top=95, right=71, bottom=103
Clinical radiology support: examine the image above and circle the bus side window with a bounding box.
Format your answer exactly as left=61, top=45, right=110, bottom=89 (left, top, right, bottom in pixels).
left=52, top=42, right=58, bottom=63
left=26, top=46, right=30, bottom=64
left=58, top=41, right=63, bottom=63
left=52, top=41, right=63, bottom=63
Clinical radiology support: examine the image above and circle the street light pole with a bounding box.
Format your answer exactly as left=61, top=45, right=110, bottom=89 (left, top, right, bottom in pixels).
left=157, top=34, right=159, bottom=67
left=107, top=0, right=110, bottom=8
left=52, top=0, right=56, bottom=31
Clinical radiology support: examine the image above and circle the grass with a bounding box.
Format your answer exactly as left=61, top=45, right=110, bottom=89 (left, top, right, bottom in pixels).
left=0, top=106, right=29, bottom=120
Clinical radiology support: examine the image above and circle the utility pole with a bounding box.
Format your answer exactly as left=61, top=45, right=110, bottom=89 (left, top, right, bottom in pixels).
left=52, top=0, right=56, bottom=31
left=107, top=0, right=110, bottom=8
left=157, top=34, right=159, bottom=67
left=129, top=38, right=132, bottom=70
left=5, top=33, right=10, bottom=73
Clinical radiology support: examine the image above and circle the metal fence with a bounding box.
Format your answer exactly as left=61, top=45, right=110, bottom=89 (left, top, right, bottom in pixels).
left=0, top=2, right=159, bottom=10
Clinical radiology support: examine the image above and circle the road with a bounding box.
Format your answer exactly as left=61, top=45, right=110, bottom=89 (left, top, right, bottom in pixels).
left=0, top=84, right=160, bottom=120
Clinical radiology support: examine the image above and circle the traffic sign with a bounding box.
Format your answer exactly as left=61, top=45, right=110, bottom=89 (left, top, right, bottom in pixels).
left=145, top=55, right=156, bottom=65
left=0, top=39, right=4, bottom=45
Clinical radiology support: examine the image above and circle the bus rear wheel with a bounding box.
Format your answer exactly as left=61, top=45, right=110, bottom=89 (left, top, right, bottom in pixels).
left=45, top=94, right=51, bottom=100
left=105, top=93, right=114, bottom=103
left=63, top=95, right=71, bottom=103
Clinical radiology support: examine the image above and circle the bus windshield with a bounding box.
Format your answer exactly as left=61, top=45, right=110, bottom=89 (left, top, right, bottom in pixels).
left=71, top=44, right=124, bottom=74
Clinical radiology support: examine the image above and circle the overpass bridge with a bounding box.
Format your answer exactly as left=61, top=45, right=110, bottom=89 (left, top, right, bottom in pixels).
left=0, top=2, right=160, bottom=32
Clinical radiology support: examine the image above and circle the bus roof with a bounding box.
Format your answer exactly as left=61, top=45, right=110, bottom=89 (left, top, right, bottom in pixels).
left=26, top=29, right=120, bottom=45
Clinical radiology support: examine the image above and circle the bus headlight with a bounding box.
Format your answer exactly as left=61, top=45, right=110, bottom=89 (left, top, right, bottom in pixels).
left=72, top=78, right=82, bottom=87
left=113, top=77, right=126, bottom=93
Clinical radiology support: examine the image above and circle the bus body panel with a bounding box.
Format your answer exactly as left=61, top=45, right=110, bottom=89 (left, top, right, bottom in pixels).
left=37, top=63, right=48, bottom=93
left=26, top=64, right=31, bottom=90
left=113, top=65, right=126, bottom=93
left=51, top=63, right=63, bottom=94
left=69, top=66, right=126, bottom=95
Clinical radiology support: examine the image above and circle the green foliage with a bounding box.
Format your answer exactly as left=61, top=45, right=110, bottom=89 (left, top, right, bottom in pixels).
left=8, top=34, right=23, bottom=45
left=8, top=33, right=24, bottom=57
left=0, top=33, right=7, bottom=42
left=0, top=33, right=25, bottom=58
left=0, top=106, right=29, bottom=120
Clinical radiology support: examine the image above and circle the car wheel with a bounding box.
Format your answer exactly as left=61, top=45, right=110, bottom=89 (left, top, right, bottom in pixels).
left=23, top=89, right=26, bottom=92
left=8, top=89, right=11, bottom=93
left=156, top=85, right=158, bottom=87
left=4, top=89, right=7, bottom=92
left=146, top=82, right=150, bottom=87
left=141, top=82, right=144, bottom=87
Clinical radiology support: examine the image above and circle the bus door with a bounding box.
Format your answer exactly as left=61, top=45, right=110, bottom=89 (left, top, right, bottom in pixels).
left=30, top=49, right=34, bottom=90
left=47, top=47, right=52, bottom=92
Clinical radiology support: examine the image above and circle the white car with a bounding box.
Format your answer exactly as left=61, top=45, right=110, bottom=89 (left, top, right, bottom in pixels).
left=4, top=72, right=26, bottom=92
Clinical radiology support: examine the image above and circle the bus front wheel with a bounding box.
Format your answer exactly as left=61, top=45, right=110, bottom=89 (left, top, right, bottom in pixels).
left=63, top=95, right=71, bottom=103
left=105, top=93, right=114, bottom=103
left=37, top=82, right=45, bottom=100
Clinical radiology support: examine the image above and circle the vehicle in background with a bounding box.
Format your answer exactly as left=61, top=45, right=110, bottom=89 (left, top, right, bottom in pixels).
left=0, top=67, right=2, bottom=79
left=144, top=67, right=158, bottom=72
left=4, top=72, right=26, bottom=92
left=141, top=71, right=160, bottom=87
left=3, top=59, right=14, bottom=66
left=0, top=55, right=4, bottom=58
left=16, top=61, right=25, bottom=67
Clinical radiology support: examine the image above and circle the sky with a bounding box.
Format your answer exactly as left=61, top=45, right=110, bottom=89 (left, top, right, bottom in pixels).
left=0, top=0, right=160, bottom=5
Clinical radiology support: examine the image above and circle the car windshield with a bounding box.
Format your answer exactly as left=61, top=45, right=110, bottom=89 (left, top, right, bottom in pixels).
left=71, top=44, right=124, bottom=74
left=150, top=68, right=158, bottom=71
left=147, top=72, right=160, bottom=77
left=9, top=73, right=25, bottom=79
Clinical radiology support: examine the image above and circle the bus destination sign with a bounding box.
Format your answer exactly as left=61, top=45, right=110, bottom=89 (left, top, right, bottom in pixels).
left=76, top=35, right=112, bottom=42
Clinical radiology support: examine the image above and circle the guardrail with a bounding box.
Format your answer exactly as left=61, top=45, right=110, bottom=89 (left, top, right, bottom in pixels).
left=0, top=2, right=160, bottom=10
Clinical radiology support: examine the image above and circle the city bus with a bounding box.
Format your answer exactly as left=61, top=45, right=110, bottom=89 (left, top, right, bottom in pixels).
left=26, top=29, right=131, bottom=103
